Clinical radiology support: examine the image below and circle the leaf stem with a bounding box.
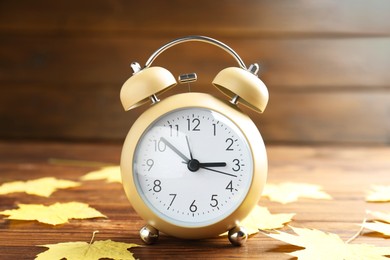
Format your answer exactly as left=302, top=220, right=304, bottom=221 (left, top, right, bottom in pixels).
left=346, top=218, right=366, bottom=244
left=85, top=230, right=99, bottom=255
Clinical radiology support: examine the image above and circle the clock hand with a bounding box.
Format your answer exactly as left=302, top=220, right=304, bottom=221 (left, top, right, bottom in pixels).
left=185, top=135, right=194, bottom=160
left=160, top=137, right=189, bottom=162
left=186, top=159, right=236, bottom=177
left=198, top=162, right=227, bottom=167
left=200, top=166, right=237, bottom=178
left=181, top=161, right=227, bottom=168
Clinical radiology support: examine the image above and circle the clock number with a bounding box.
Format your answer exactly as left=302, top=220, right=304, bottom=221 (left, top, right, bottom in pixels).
left=153, top=179, right=162, bottom=192
left=169, top=124, right=179, bottom=137
left=226, top=180, right=234, bottom=192
left=210, top=194, right=219, bottom=207
left=153, top=139, right=166, bottom=152
left=225, top=138, right=234, bottom=151
left=232, top=159, right=241, bottom=171
left=189, top=200, right=198, bottom=212
left=187, top=118, right=200, bottom=131
left=212, top=123, right=217, bottom=136
left=169, top=193, right=177, bottom=207
left=146, top=159, right=154, bottom=171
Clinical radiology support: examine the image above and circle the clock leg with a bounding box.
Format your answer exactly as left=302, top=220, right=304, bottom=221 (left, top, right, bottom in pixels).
left=140, top=224, right=159, bottom=245
left=228, top=226, right=248, bottom=246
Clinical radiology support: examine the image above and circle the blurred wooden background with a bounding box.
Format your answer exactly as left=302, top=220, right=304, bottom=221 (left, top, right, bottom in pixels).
left=1, top=0, right=390, bottom=144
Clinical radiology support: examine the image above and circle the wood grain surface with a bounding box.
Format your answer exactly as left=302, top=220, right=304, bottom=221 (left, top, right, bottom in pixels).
left=1, top=0, right=390, bottom=36
left=0, top=142, right=389, bottom=259
left=1, top=0, right=390, bottom=144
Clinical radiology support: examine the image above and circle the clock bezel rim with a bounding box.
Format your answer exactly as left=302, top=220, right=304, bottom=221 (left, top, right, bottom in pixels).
left=121, top=92, right=267, bottom=239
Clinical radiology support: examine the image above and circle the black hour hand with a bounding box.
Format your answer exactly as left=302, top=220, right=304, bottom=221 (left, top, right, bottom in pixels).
left=198, top=162, right=226, bottom=167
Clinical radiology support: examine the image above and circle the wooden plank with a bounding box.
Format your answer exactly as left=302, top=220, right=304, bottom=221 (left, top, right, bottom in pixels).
left=0, top=83, right=130, bottom=141
left=0, top=142, right=389, bottom=260
left=258, top=91, right=390, bottom=144
left=1, top=83, right=390, bottom=144
left=1, top=37, right=390, bottom=88
left=1, top=0, right=390, bottom=145
left=1, top=0, right=390, bottom=36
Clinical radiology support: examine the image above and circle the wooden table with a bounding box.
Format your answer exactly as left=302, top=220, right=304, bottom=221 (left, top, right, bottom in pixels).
left=1, top=141, right=389, bottom=259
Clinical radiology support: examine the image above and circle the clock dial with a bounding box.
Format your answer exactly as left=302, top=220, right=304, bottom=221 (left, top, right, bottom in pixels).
left=133, top=108, right=253, bottom=227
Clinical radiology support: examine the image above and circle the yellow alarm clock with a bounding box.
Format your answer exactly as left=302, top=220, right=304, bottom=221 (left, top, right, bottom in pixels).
left=120, top=36, right=268, bottom=246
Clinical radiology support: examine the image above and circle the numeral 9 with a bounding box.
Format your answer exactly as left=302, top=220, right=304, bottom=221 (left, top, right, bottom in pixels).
left=146, top=159, right=154, bottom=171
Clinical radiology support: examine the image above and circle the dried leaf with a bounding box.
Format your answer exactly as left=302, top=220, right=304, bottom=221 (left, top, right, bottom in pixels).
left=366, top=185, right=390, bottom=202
left=262, top=182, right=332, bottom=204
left=367, top=210, right=390, bottom=224
left=0, top=202, right=106, bottom=225
left=265, top=226, right=390, bottom=259
left=36, top=239, right=140, bottom=260
left=0, top=177, right=80, bottom=197
left=220, top=205, right=295, bottom=236
left=80, top=166, right=122, bottom=183
left=249, top=206, right=295, bottom=231
left=362, top=221, right=390, bottom=236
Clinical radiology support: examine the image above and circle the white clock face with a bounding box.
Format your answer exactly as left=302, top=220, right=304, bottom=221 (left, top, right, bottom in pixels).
left=133, top=107, right=253, bottom=227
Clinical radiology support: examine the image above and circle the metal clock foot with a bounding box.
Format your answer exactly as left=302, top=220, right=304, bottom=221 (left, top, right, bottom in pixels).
left=140, top=224, right=159, bottom=245
left=228, top=226, right=248, bottom=246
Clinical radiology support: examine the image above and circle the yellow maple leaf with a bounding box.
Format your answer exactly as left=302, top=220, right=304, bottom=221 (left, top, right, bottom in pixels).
left=367, top=210, right=390, bottom=224
left=0, top=177, right=80, bottom=197
left=366, top=185, right=390, bottom=202
left=262, top=182, right=332, bottom=204
left=265, top=226, right=390, bottom=259
left=35, top=239, right=140, bottom=260
left=0, top=202, right=106, bottom=225
left=80, top=166, right=122, bottom=183
left=362, top=221, right=390, bottom=236
left=220, top=205, right=295, bottom=236
left=255, top=206, right=295, bottom=230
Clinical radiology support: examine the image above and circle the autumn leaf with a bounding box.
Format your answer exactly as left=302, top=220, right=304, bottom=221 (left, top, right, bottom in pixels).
left=0, top=177, right=80, bottom=197
left=367, top=210, right=390, bottom=224
left=265, top=226, right=390, bottom=259
left=36, top=239, right=140, bottom=260
left=220, top=205, right=295, bottom=236
left=0, top=202, right=106, bottom=225
left=366, top=185, right=390, bottom=202
left=262, top=182, right=332, bottom=204
left=80, top=166, right=122, bottom=183
left=248, top=206, right=295, bottom=231
left=362, top=222, right=390, bottom=237
left=362, top=210, right=390, bottom=237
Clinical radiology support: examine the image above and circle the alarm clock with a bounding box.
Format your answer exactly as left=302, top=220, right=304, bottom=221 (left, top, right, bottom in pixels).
left=120, top=36, right=268, bottom=246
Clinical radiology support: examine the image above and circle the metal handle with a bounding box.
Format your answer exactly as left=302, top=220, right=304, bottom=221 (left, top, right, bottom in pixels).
left=144, top=35, right=247, bottom=70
